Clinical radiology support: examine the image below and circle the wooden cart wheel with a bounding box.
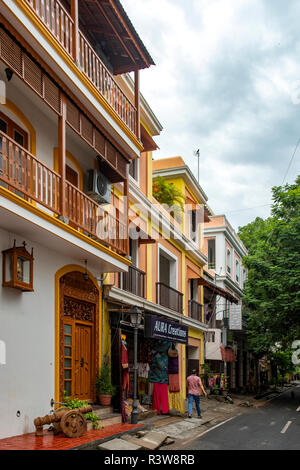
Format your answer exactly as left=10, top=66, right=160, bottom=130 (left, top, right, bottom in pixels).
left=60, top=410, right=87, bottom=438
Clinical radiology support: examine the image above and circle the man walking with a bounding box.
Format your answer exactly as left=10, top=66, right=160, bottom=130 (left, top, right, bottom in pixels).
left=186, top=369, right=207, bottom=418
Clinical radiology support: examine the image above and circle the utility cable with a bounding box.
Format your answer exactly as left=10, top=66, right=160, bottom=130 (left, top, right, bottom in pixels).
left=281, top=136, right=300, bottom=185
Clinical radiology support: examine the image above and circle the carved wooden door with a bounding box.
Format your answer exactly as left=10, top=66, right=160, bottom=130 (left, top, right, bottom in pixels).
left=74, top=324, right=92, bottom=400
left=59, top=272, right=99, bottom=402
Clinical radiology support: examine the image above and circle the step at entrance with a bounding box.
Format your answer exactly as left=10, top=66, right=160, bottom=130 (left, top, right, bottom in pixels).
left=87, top=405, right=122, bottom=430
left=92, top=405, right=114, bottom=418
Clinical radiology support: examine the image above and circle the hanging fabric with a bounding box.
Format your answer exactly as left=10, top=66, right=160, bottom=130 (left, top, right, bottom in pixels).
left=152, top=383, right=169, bottom=414
left=168, top=374, right=180, bottom=392
left=149, top=340, right=171, bottom=384
left=168, top=355, right=179, bottom=374
left=121, top=337, right=129, bottom=423
left=168, top=343, right=178, bottom=357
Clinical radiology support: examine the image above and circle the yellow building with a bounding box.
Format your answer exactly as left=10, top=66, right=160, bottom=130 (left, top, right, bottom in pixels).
left=103, top=153, right=211, bottom=415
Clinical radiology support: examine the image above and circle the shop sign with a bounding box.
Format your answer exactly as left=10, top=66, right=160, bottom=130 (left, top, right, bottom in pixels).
left=229, top=304, right=242, bottom=330
left=144, top=315, right=188, bottom=344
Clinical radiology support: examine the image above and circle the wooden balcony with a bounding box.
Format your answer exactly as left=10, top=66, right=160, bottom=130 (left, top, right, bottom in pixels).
left=0, top=130, right=127, bottom=255
left=188, top=300, right=203, bottom=322
left=119, top=265, right=146, bottom=298
left=24, top=0, right=149, bottom=139
left=156, top=282, right=183, bottom=313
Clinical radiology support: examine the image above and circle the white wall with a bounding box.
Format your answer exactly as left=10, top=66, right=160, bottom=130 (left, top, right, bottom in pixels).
left=215, top=232, right=225, bottom=277
left=205, top=329, right=222, bottom=360
left=0, top=227, right=99, bottom=439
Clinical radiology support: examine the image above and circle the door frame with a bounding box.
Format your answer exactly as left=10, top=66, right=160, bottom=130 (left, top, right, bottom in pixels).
left=55, top=265, right=101, bottom=403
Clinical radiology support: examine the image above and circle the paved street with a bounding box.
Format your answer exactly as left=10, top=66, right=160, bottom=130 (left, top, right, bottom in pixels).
left=179, top=386, right=300, bottom=450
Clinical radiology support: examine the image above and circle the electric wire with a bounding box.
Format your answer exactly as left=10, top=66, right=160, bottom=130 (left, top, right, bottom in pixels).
left=281, top=136, right=300, bottom=186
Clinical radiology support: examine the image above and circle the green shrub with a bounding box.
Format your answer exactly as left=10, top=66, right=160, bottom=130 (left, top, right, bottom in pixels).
left=96, top=364, right=116, bottom=396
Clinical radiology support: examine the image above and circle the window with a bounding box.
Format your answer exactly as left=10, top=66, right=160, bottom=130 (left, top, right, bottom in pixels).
left=0, top=117, right=8, bottom=134
left=0, top=111, right=28, bottom=148
left=129, top=158, right=139, bottom=183
left=129, top=238, right=138, bottom=267
left=63, top=323, right=73, bottom=397
left=243, top=269, right=247, bottom=289
left=235, top=259, right=239, bottom=283
left=158, top=245, right=178, bottom=289
left=189, top=210, right=197, bottom=243
left=207, top=332, right=215, bottom=342
left=226, top=249, right=231, bottom=274
left=207, top=239, right=216, bottom=269
left=189, top=278, right=198, bottom=301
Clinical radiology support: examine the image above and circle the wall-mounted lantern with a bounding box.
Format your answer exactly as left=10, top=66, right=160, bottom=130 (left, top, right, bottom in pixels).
left=2, top=240, right=34, bottom=291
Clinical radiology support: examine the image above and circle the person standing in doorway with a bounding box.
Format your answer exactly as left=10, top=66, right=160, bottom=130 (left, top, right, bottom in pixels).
left=186, top=369, right=207, bottom=418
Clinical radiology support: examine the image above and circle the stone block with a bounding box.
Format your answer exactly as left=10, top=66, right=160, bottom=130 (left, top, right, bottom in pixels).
left=98, top=438, right=142, bottom=451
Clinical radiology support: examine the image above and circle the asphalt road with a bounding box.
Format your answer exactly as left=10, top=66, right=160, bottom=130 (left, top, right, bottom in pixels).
left=183, top=386, right=300, bottom=450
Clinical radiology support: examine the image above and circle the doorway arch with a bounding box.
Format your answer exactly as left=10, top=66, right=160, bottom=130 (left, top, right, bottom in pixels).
left=55, top=265, right=101, bottom=402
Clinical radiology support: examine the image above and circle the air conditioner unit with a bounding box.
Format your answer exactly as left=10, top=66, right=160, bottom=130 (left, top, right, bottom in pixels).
left=86, top=169, right=111, bottom=204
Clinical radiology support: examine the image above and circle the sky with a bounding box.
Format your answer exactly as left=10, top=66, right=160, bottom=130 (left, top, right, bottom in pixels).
left=123, top=0, right=300, bottom=231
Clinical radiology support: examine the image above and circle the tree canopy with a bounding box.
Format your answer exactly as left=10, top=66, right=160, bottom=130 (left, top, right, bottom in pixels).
left=238, top=176, right=300, bottom=358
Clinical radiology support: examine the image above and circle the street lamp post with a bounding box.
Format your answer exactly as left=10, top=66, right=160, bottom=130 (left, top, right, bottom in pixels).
left=130, top=306, right=142, bottom=424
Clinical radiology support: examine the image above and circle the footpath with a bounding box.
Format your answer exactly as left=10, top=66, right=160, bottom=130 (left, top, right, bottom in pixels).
left=0, top=385, right=294, bottom=450
left=97, top=385, right=294, bottom=451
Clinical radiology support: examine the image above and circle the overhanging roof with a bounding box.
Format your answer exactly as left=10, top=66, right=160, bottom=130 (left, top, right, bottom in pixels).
left=198, top=277, right=238, bottom=304
left=78, top=0, right=155, bottom=74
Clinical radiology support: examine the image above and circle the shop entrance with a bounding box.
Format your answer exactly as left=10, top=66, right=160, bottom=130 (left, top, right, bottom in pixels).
left=186, top=345, right=200, bottom=377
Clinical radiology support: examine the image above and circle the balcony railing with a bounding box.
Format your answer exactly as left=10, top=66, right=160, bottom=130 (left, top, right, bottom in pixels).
left=25, top=0, right=137, bottom=136
left=119, top=265, right=146, bottom=298
left=188, top=300, right=203, bottom=322
left=0, top=131, right=127, bottom=255
left=26, top=0, right=74, bottom=56
left=156, top=282, right=183, bottom=313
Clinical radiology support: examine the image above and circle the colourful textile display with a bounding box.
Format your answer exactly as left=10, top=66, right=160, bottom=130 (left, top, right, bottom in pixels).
left=138, top=362, right=150, bottom=378
left=168, top=356, right=179, bottom=374
left=149, top=340, right=171, bottom=384
left=168, top=390, right=185, bottom=414
left=121, top=339, right=129, bottom=423
left=152, top=383, right=169, bottom=414
left=139, top=340, right=152, bottom=363
left=138, top=377, right=148, bottom=396
left=168, top=374, right=180, bottom=392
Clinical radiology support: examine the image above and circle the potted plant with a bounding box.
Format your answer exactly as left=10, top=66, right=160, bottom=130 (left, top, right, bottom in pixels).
left=96, top=364, right=116, bottom=406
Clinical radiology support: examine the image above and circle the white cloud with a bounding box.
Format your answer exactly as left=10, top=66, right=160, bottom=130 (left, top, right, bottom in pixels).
left=123, top=0, right=300, bottom=229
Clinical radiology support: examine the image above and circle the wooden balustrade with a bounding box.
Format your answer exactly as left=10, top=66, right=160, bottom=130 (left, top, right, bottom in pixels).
left=188, top=300, right=203, bottom=322
left=0, top=130, right=127, bottom=255
left=119, top=265, right=146, bottom=298
left=156, top=282, right=183, bottom=313
left=25, top=0, right=137, bottom=136
left=65, top=180, right=127, bottom=254
left=78, top=32, right=136, bottom=134
left=26, top=0, right=74, bottom=56
left=0, top=131, right=61, bottom=213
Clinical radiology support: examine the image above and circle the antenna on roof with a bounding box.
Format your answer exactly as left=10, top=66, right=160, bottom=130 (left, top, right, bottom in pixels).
left=193, top=149, right=200, bottom=183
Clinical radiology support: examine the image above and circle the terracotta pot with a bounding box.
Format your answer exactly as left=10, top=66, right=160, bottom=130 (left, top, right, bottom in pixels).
left=98, top=394, right=112, bottom=406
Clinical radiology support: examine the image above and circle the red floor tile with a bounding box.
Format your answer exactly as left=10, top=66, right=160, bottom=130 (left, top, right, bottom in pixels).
left=0, top=423, right=143, bottom=450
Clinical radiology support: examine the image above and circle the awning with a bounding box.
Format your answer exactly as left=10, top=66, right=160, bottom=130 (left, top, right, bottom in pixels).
left=220, top=346, right=236, bottom=362
left=78, top=0, right=155, bottom=74
left=197, top=277, right=238, bottom=304
left=141, top=125, right=158, bottom=152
